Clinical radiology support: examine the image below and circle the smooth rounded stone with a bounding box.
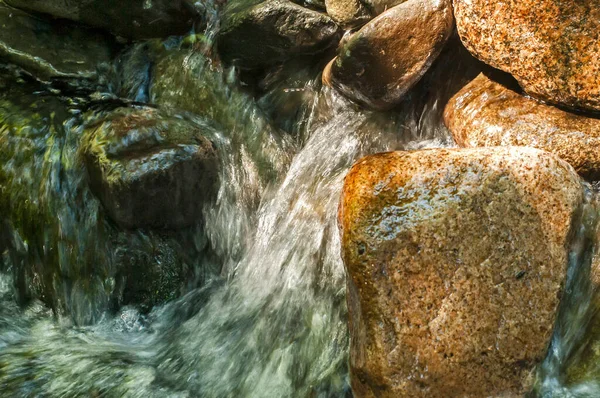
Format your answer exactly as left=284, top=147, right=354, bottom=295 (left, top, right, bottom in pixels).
left=324, top=0, right=406, bottom=28
left=5, top=0, right=198, bottom=40
left=0, top=3, right=116, bottom=84
left=445, top=73, right=600, bottom=180
left=339, top=147, right=585, bottom=397
left=217, top=0, right=340, bottom=69
left=324, top=0, right=370, bottom=28
left=453, top=0, right=600, bottom=113
left=82, top=107, right=219, bottom=230
left=324, top=0, right=453, bottom=110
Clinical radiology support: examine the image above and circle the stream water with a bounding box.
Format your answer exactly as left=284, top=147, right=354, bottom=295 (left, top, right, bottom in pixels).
left=1, top=13, right=600, bottom=398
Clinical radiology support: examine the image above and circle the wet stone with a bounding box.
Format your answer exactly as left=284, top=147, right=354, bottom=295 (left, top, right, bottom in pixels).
left=82, top=106, right=220, bottom=230
left=217, top=0, right=341, bottom=69
left=339, top=147, right=585, bottom=397
left=453, top=0, right=600, bottom=112
left=0, top=3, right=116, bottom=86
left=5, top=0, right=199, bottom=40
left=445, top=73, right=600, bottom=181
left=324, top=0, right=453, bottom=110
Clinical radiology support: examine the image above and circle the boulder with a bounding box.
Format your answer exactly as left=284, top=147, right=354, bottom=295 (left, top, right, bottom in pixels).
left=453, top=0, right=600, bottom=112
left=217, top=0, right=340, bottom=69
left=0, top=3, right=116, bottom=85
left=445, top=73, right=600, bottom=180
left=82, top=106, right=219, bottom=229
left=339, top=147, right=585, bottom=397
left=5, top=0, right=199, bottom=40
left=324, top=0, right=453, bottom=110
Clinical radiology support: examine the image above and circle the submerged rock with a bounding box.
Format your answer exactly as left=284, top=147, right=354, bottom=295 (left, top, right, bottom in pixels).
left=217, top=0, right=340, bottom=69
left=339, top=147, right=584, bottom=397
left=0, top=3, right=116, bottom=86
left=82, top=106, right=219, bottom=230
left=5, top=0, right=199, bottom=40
left=0, top=76, right=219, bottom=321
left=324, top=0, right=453, bottom=110
left=445, top=73, right=600, bottom=180
left=453, top=0, right=600, bottom=112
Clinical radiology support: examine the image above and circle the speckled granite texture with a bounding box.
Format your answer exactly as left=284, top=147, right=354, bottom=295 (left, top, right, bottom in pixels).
left=339, top=147, right=584, bottom=397
left=445, top=73, right=600, bottom=180
left=454, top=0, right=600, bottom=112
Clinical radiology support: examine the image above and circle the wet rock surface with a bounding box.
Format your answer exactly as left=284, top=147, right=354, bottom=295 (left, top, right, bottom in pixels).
left=445, top=73, right=600, bottom=180
left=324, top=0, right=370, bottom=28
left=339, top=147, right=584, bottom=397
left=5, top=0, right=199, bottom=40
left=82, top=106, right=219, bottom=230
left=453, top=0, right=600, bottom=112
left=0, top=3, right=116, bottom=86
left=217, top=0, right=340, bottom=69
left=325, top=0, right=453, bottom=110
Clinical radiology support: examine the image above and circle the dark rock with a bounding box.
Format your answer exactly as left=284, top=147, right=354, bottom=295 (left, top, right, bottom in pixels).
left=0, top=3, right=116, bottom=85
left=445, top=73, right=600, bottom=180
left=217, top=0, right=340, bottom=69
left=324, top=0, right=453, bottom=110
left=454, top=0, right=600, bottom=112
left=5, top=0, right=199, bottom=40
left=340, top=147, right=584, bottom=396
left=82, top=106, right=219, bottom=229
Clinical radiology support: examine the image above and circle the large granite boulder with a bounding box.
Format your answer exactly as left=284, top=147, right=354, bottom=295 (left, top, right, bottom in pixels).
left=0, top=3, right=116, bottom=86
left=82, top=106, right=219, bottom=229
left=217, top=0, right=340, bottom=69
left=453, top=0, right=600, bottom=112
left=445, top=73, right=600, bottom=180
left=339, top=147, right=585, bottom=397
left=5, top=0, right=198, bottom=40
left=324, top=0, right=453, bottom=110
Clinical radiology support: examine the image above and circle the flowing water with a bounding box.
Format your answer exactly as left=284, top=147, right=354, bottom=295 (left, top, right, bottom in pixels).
left=1, top=12, right=600, bottom=398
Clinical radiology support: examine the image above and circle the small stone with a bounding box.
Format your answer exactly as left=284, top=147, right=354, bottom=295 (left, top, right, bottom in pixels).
left=82, top=107, right=219, bottom=229
left=5, top=0, right=199, bottom=40
left=217, top=0, right=340, bottom=69
left=339, top=147, right=584, bottom=397
left=324, top=0, right=370, bottom=28
left=325, top=0, right=453, bottom=110
left=453, top=0, right=600, bottom=112
left=0, top=3, right=116, bottom=85
left=445, top=73, right=600, bottom=180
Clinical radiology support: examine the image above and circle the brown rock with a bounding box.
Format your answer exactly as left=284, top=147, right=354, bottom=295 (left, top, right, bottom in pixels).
left=453, top=0, right=600, bottom=112
left=445, top=73, right=600, bottom=180
left=325, top=0, right=371, bottom=28
left=339, top=147, right=584, bottom=397
left=324, top=0, right=407, bottom=28
left=327, top=0, right=453, bottom=110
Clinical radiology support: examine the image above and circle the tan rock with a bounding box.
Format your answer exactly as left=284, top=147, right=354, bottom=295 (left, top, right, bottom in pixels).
left=324, top=0, right=407, bottom=28
left=327, top=0, right=453, bottom=110
left=325, top=0, right=371, bottom=28
left=339, top=147, right=585, bottom=397
left=453, top=0, right=600, bottom=112
left=445, top=73, right=600, bottom=180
